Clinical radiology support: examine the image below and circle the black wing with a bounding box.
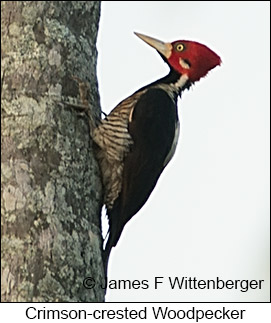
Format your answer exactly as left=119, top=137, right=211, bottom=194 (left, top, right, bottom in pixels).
left=105, top=88, right=178, bottom=257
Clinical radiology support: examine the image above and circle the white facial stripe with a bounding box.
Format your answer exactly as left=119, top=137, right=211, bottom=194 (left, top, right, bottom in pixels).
left=164, top=43, right=173, bottom=59
left=179, top=58, right=190, bottom=69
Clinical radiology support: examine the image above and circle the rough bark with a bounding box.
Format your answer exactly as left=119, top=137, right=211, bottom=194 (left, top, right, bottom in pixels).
left=1, top=1, right=104, bottom=302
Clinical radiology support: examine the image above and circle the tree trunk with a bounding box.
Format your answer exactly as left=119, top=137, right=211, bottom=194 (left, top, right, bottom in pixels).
left=1, top=1, right=104, bottom=302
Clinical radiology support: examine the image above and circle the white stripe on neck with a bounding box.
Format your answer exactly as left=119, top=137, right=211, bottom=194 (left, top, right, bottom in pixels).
left=154, top=74, right=189, bottom=100
left=174, top=74, right=189, bottom=89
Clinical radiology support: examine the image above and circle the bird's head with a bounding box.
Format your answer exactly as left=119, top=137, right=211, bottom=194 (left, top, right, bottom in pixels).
left=135, top=32, right=221, bottom=83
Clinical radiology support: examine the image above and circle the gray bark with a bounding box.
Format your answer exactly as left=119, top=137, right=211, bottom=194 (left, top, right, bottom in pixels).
left=1, top=1, right=104, bottom=302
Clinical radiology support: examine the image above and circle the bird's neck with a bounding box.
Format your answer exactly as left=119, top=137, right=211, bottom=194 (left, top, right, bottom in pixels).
left=139, top=69, right=192, bottom=100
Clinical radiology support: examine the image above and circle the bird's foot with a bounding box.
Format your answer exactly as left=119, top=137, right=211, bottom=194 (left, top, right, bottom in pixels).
left=72, top=76, right=90, bottom=109
left=63, top=76, right=101, bottom=135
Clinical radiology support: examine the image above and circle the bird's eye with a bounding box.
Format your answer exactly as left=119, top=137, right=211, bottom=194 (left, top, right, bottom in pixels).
left=176, top=43, right=185, bottom=52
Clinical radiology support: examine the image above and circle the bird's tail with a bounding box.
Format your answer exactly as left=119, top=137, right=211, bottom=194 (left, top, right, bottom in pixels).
left=102, top=222, right=122, bottom=276
left=102, top=204, right=125, bottom=281
left=102, top=243, right=111, bottom=278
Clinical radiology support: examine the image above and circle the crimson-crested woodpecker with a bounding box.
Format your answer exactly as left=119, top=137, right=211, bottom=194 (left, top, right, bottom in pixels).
left=93, top=33, right=221, bottom=272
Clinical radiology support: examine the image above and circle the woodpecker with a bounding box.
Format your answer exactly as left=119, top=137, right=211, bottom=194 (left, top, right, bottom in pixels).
left=93, top=32, right=221, bottom=272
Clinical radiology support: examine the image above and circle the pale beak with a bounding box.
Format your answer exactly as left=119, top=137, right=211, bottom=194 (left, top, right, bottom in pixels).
left=134, top=32, right=172, bottom=59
